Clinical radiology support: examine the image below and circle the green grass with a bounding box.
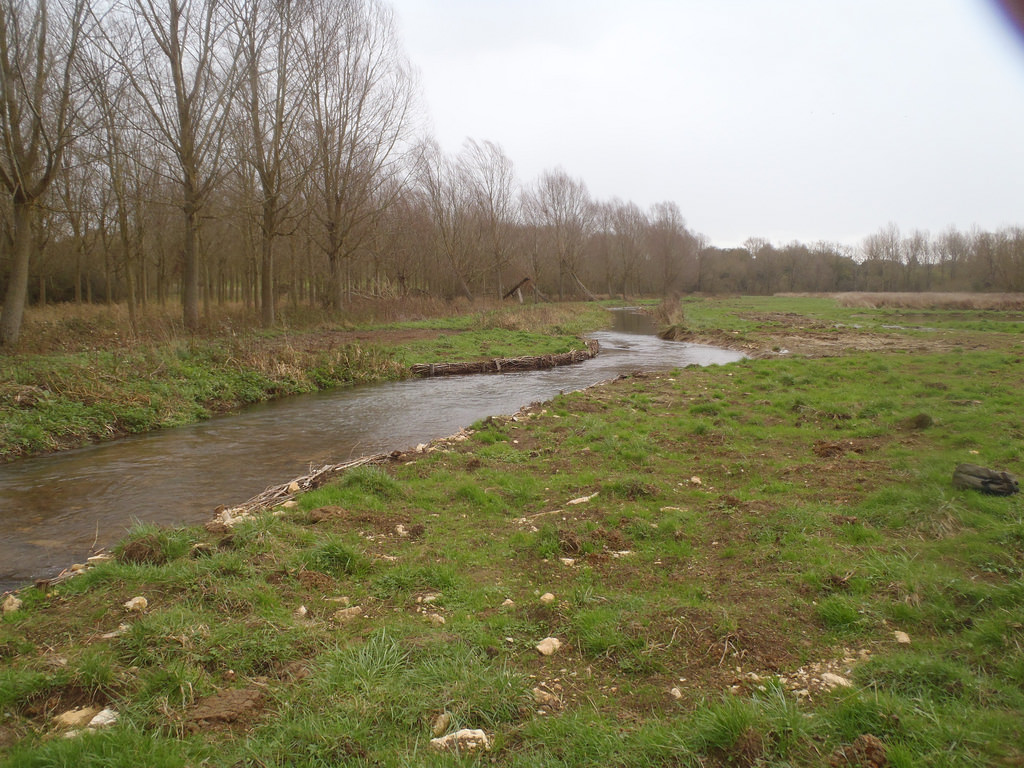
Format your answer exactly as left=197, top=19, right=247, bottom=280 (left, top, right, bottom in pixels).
left=0, top=303, right=608, bottom=461
left=2, top=297, right=1024, bottom=765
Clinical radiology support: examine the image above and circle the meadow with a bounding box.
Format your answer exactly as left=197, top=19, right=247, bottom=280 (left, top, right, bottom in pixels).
left=1, top=295, right=1022, bottom=766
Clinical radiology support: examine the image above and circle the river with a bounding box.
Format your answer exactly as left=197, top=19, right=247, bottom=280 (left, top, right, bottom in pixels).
left=0, top=310, right=743, bottom=591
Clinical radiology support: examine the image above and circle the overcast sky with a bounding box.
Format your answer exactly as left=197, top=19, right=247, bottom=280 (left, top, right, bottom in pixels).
left=388, top=0, right=1024, bottom=248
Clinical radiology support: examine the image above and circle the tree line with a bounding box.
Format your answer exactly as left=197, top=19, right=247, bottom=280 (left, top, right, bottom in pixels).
left=2, top=0, right=1022, bottom=346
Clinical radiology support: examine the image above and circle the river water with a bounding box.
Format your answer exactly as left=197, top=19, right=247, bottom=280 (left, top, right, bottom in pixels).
left=0, top=310, right=743, bottom=591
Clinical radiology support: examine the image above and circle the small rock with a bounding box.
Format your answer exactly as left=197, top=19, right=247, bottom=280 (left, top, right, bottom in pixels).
left=828, top=733, right=888, bottom=767
left=559, top=557, right=575, bottom=566
left=690, top=476, right=702, bottom=485
left=432, top=711, right=451, bottom=737
left=100, top=623, right=130, bottom=639
left=894, top=631, right=911, bottom=644
left=536, top=637, right=562, bottom=656
left=334, top=606, right=363, bottom=621
left=539, top=592, right=556, bottom=605
left=282, top=500, right=298, bottom=509
left=88, top=708, right=118, bottom=729
left=425, top=613, right=445, bottom=626
left=429, top=728, right=490, bottom=752
left=820, top=672, right=853, bottom=689
left=294, top=605, right=308, bottom=618
left=287, top=481, right=301, bottom=493
left=533, top=687, right=560, bottom=708
left=2, top=594, right=23, bottom=614
left=190, top=543, right=215, bottom=558
left=501, top=598, right=515, bottom=607
left=123, top=596, right=148, bottom=612
left=396, top=524, right=409, bottom=537
left=669, top=687, right=683, bottom=699
left=54, top=707, right=101, bottom=729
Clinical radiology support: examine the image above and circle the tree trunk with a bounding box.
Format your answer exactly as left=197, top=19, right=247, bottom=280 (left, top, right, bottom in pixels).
left=260, top=201, right=275, bottom=327
left=0, top=201, right=35, bottom=346
left=182, top=203, right=201, bottom=330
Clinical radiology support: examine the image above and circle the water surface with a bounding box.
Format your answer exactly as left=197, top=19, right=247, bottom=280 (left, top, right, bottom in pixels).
left=0, top=310, right=743, bottom=590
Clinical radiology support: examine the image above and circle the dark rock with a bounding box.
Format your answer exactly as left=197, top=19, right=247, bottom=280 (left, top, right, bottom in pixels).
left=952, top=463, right=1019, bottom=496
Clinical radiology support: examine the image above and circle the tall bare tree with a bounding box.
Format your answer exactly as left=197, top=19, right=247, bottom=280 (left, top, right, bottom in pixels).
left=230, top=0, right=308, bottom=326
left=459, top=138, right=518, bottom=298
left=648, top=201, right=694, bottom=296
left=0, top=0, right=89, bottom=345
left=100, top=0, right=239, bottom=331
left=416, top=140, right=475, bottom=299
left=523, top=167, right=595, bottom=300
left=303, top=0, right=416, bottom=310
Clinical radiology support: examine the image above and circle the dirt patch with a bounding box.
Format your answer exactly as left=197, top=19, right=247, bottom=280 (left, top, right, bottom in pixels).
left=185, top=686, right=264, bottom=731
left=674, top=326, right=1011, bottom=360
left=19, top=684, right=107, bottom=721
left=813, top=439, right=873, bottom=458
left=296, top=570, right=335, bottom=591
left=304, top=505, right=410, bottom=537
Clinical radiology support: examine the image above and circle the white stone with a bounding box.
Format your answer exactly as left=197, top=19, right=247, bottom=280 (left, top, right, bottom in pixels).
left=294, top=605, right=308, bottom=618
left=2, top=594, right=23, bottom=614
left=282, top=500, right=298, bottom=509
left=501, top=598, right=515, bottom=607
left=396, top=524, right=408, bottom=536
left=533, top=687, right=560, bottom=707
left=539, top=592, right=556, bottom=605
left=669, top=687, right=683, bottom=699
left=894, top=631, right=911, bottom=644
left=690, top=476, right=702, bottom=485
left=100, top=623, right=130, bottom=640
left=287, top=481, right=301, bottom=493
left=820, top=672, right=852, bottom=688
left=123, top=596, right=148, bottom=612
left=426, top=613, right=446, bottom=626
left=88, top=708, right=118, bottom=729
left=430, top=729, right=490, bottom=752
left=559, top=558, right=576, bottom=566
left=536, top=637, right=562, bottom=656
left=334, top=606, right=363, bottom=621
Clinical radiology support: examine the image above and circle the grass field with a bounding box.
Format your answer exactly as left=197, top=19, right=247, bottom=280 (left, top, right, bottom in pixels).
left=0, top=301, right=609, bottom=462
left=1, top=295, right=1022, bottom=766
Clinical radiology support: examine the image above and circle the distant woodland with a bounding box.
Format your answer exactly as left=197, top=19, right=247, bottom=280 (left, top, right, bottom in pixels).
left=2, top=0, right=1023, bottom=345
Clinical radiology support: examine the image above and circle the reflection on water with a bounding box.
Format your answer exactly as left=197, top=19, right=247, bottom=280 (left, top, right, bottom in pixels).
left=0, top=309, right=743, bottom=590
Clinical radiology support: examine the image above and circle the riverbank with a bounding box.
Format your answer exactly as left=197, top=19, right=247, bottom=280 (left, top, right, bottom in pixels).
left=2, top=296, right=1022, bottom=766
left=0, top=302, right=610, bottom=463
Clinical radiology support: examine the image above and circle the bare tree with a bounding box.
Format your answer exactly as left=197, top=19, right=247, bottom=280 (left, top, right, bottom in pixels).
left=459, top=138, right=518, bottom=298
left=230, top=0, right=309, bottom=326
left=607, top=198, right=647, bottom=299
left=303, top=0, right=417, bottom=310
left=100, top=0, right=239, bottom=331
left=523, top=167, right=595, bottom=300
left=416, top=140, right=475, bottom=299
left=648, top=201, right=694, bottom=296
left=0, top=0, right=89, bottom=345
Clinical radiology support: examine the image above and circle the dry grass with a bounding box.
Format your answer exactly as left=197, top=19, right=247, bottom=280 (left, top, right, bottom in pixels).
left=7, top=297, right=510, bottom=355
left=822, top=292, right=1024, bottom=310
